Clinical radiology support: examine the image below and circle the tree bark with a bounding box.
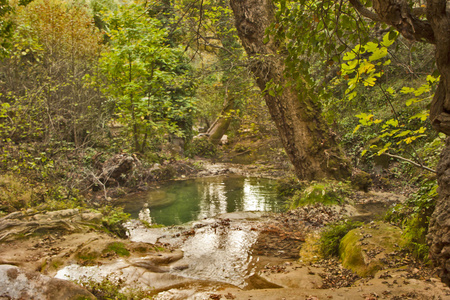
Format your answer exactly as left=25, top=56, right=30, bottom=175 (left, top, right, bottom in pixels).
left=426, top=0, right=450, bottom=287
left=229, top=0, right=350, bottom=180
left=206, top=93, right=234, bottom=145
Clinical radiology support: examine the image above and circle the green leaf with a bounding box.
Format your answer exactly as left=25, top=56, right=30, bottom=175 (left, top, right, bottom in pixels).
left=369, top=47, right=387, bottom=62
left=395, top=130, right=411, bottom=138
left=386, top=87, right=395, bottom=94
left=377, top=148, right=388, bottom=156
left=410, top=111, right=429, bottom=121
left=388, top=30, right=399, bottom=41
left=385, top=119, right=398, bottom=127
left=400, top=87, right=415, bottom=94
left=343, top=51, right=356, bottom=61
left=382, top=31, right=397, bottom=47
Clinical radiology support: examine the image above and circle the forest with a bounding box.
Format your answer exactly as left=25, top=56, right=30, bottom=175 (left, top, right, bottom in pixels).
left=1, top=0, right=450, bottom=298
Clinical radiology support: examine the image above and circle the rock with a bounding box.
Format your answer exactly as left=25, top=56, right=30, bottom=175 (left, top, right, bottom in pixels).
left=0, top=209, right=103, bottom=242
left=351, top=169, right=372, bottom=192
left=0, top=264, right=95, bottom=300
left=220, top=135, right=229, bottom=145
left=100, top=153, right=138, bottom=185
left=339, top=222, right=404, bottom=277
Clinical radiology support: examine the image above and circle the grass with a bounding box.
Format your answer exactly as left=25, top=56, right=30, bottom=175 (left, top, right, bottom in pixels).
left=103, top=242, right=130, bottom=257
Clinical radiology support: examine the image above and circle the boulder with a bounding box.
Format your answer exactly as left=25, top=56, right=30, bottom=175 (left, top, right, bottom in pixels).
left=0, top=264, right=95, bottom=299
left=100, top=153, right=138, bottom=185
left=339, top=221, right=404, bottom=277
left=351, top=169, right=372, bottom=192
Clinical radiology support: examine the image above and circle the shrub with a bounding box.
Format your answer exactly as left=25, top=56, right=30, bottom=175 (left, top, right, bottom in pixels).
left=77, top=276, right=152, bottom=300
left=275, top=177, right=304, bottom=198
left=319, top=220, right=363, bottom=258
left=99, top=206, right=130, bottom=238
left=186, top=137, right=217, bottom=158
left=290, top=181, right=350, bottom=208
left=385, top=178, right=437, bottom=261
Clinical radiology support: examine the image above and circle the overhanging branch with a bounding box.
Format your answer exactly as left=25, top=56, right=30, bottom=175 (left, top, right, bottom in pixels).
left=349, top=0, right=436, bottom=44
left=383, top=152, right=436, bottom=173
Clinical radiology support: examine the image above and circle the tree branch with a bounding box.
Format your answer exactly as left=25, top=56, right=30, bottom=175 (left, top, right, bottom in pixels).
left=348, top=0, right=381, bottom=21
left=349, top=0, right=436, bottom=44
left=383, top=152, right=436, bottom=173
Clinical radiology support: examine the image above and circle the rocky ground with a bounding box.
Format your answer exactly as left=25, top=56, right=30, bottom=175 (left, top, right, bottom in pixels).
left=1, top=161, right=450, bottom=299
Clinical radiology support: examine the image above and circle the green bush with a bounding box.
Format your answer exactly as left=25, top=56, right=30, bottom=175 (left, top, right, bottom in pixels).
left=77, top=276, right=152, bottom=300
left=275, top=176, right=304, bottom=198
left=290, top=181, right=350, bottom=208
left=319, top=220, right=363, bottom=258
left=99, top=206, right=130, bottom=238
left=385, top=178, right=437, bottom=261
left=185, top=137, right=217, bottom=158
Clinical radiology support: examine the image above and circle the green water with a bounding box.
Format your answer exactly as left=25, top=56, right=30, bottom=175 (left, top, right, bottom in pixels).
left=119, top=176, right=286, bottom=226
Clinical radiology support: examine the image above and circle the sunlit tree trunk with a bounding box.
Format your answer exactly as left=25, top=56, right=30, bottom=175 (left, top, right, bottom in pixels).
left=206, top=92, right=235, bottom=145
left=229, top=0, right=350, bottom=180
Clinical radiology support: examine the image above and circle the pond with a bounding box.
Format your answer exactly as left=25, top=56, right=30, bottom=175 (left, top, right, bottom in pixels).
left=119, top=175, right=286, bottom=226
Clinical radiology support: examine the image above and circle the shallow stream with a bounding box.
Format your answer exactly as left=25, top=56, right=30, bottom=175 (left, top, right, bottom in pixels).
left=56, top=176, right=286, bottom=293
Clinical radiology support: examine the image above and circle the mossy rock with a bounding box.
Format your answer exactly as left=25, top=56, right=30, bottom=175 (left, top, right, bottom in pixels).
left=339, top=221, right=404, bottom=277
left=351, top=169, right=372, bottom=192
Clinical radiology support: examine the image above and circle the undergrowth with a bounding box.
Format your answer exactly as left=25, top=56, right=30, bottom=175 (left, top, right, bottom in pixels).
left=76, top=276, right=152, bottom=300
left=385, top=178, right=437, bottom=262
left=319, top=220, right=363, bottom=258
left=289, top=181, right=351, bottom=209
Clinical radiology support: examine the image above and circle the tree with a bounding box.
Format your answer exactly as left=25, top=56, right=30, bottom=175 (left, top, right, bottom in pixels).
left=203, top=0, right=249, bottom=145
left=100, top=2, right=196, bottom=153
left=229, top=0, right=351, bottom=180
left=4, top=0, right=105, bottom=146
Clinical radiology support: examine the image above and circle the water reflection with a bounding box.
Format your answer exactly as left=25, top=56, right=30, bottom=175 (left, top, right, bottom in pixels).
left=119, top=175, right=285, bottom=226
left=176, top=223, right=258, bottom=287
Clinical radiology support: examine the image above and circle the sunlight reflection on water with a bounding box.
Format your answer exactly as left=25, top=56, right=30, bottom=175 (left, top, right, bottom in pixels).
left=174, top=222, right=258, bottom=287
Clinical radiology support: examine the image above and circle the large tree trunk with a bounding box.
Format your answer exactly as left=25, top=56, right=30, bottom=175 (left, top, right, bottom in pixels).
left=425, top=0, right=450, bottom=287
left=229, top=0, right=350, bottom=180
left=428, top=137, right=450, bottom=286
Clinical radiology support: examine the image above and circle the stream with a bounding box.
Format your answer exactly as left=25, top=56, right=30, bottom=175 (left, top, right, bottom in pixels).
left=55, top=176, right=286, bottom=293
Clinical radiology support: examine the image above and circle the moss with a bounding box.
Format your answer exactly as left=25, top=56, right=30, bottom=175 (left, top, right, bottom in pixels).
left=351, top=169, right=372, bottom=192
left=339, top=230, right=366, bottom=275
left=50, top=259, right=64, bottom=270
left=299, top=231, right=322, bottom=263
left=339, top=222, right=404, bottom=277
left=103, top=242, right=130, bottom=257
left=320, top=221, right=363, bottom=258
left=76, top=248, right=100, bottom=265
